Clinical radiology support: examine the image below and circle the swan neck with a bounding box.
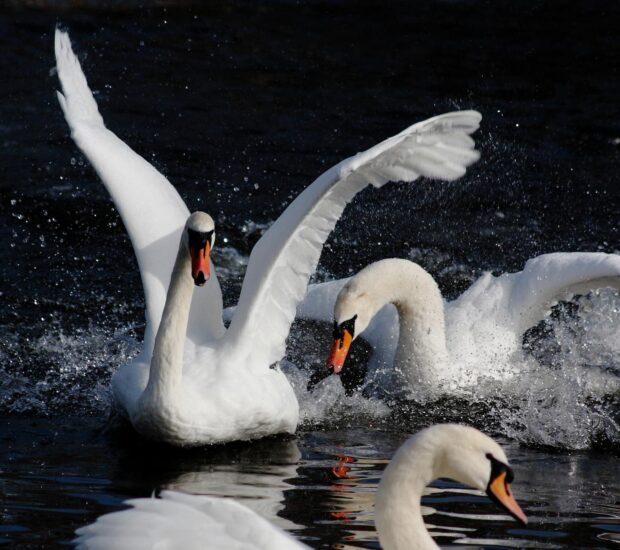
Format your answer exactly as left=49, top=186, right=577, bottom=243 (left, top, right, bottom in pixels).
left=145, top=241, right=194, bottom=398
left=376, top=263, right=449, bottom=386
left=375, top=438, right=439, bottom=550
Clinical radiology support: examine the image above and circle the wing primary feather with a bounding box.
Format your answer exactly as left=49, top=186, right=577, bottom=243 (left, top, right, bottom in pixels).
left=54, top=29, right=225, bottom=352
left=226, top=111, right=482, bottom=368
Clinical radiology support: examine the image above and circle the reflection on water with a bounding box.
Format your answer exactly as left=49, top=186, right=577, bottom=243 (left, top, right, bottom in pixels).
left=164, top=440, right=302, bottom=531
left=1, top=419, right=619, bottom=548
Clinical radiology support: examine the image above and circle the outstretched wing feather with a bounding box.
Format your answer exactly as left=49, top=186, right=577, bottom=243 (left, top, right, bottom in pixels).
left=226, top=111, right=481, bottom=368
left=54, top=30, right=225, bottom=353
left=447, top=252, right=620, bottom=341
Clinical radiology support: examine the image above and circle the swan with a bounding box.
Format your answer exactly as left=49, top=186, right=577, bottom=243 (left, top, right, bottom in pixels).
left=74, top=424, right=527, bottom=550
left=298, top=253, right=620, bottom=396
left=53, top=29, right=482, bottom=445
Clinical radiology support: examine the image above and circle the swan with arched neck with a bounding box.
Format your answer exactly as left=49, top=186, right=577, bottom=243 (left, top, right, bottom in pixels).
left=74, top=424, right=527, bottom=550
left=299, top=254, right=620, bottom=397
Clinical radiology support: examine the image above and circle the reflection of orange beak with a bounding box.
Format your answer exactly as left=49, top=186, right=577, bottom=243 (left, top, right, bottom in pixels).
left=327, top=329, right=353, bottom=374
left=331, top=465, right=351, bottom=479
left=331, top=454, right=355, bottom=479
left=190, top=241, right=211, bottom=286
left=330, top=511, right=353, bottom=521
left=487, top=471, right=528, bottom=525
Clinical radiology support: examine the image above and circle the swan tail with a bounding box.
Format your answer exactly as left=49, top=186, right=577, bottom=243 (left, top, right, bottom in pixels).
left=54, top=29, right=105, bottom=132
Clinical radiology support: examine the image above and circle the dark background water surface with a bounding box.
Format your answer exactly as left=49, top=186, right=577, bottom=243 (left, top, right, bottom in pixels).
left=0, top=1, right=619, bottom=548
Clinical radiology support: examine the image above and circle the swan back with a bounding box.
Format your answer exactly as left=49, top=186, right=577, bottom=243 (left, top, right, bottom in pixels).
left=74, top=491, right=308, bottom=550
left=445, top=251, right=620, bottom=376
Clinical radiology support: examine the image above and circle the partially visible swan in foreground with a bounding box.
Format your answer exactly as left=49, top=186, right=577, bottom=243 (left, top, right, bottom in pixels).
left=74, top=424, right=527, bottom=550
left=54, top=29, right=482, bottom=445
left=298, top=253, right=620, bottom=396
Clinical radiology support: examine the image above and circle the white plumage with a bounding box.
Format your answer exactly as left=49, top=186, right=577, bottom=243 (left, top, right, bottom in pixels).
left=74, top=491, right=307, bottom=550
left=300, top=252, right=620, bottom=397
left=54, top=28, right=481, bottom=445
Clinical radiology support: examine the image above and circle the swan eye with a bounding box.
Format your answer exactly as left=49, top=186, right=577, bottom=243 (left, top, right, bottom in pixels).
left=333, top=315, right=357, bottom=340
left=486, top=453, right=514, bottom=484
left=188, top=228, right=214, bottom=251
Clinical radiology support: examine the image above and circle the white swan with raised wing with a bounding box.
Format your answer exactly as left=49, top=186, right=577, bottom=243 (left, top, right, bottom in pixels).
left=54, top=29, right=481, bottom=445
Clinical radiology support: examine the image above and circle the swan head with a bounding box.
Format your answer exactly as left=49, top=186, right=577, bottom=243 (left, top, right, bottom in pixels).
left=425, top=424, right=528, bottom=525
left=326, top=279, right=377, bottom=373
left=184, top=212, right=215, bottom=286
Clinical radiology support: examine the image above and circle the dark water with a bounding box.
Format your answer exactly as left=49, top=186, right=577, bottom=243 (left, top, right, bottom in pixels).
left=1, top=1, right=619, bottom=548
left=3, top=418, right=619, bottom=548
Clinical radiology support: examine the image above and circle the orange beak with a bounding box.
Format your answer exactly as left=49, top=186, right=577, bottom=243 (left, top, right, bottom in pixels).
left=487, top=470, right=528, bottom=525
left=190, top=240, right=211, bottom=286
left=326, top=329, right=353, bottom=374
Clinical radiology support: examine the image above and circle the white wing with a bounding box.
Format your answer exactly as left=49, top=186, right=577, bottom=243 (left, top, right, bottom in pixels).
left=448, top=252, right=620, bottom=342
left=54, top=30, right=225, bottom=355
left=225, top=111, right=481, bottom=368
left=296, top=279, right=349, bottom=324
left=74, top=491, right=308, bottom=550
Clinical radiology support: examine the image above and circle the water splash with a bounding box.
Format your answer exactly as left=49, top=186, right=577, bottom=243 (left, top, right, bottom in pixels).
left=0, top=322, right=140, bottom=416
left=286, top=283, right=619, bottom=450
left=2, top=248, right=618, bottom=449
left=283, top=361, right=391, bottom=428
left=498, top=289, right=620, bottom=449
